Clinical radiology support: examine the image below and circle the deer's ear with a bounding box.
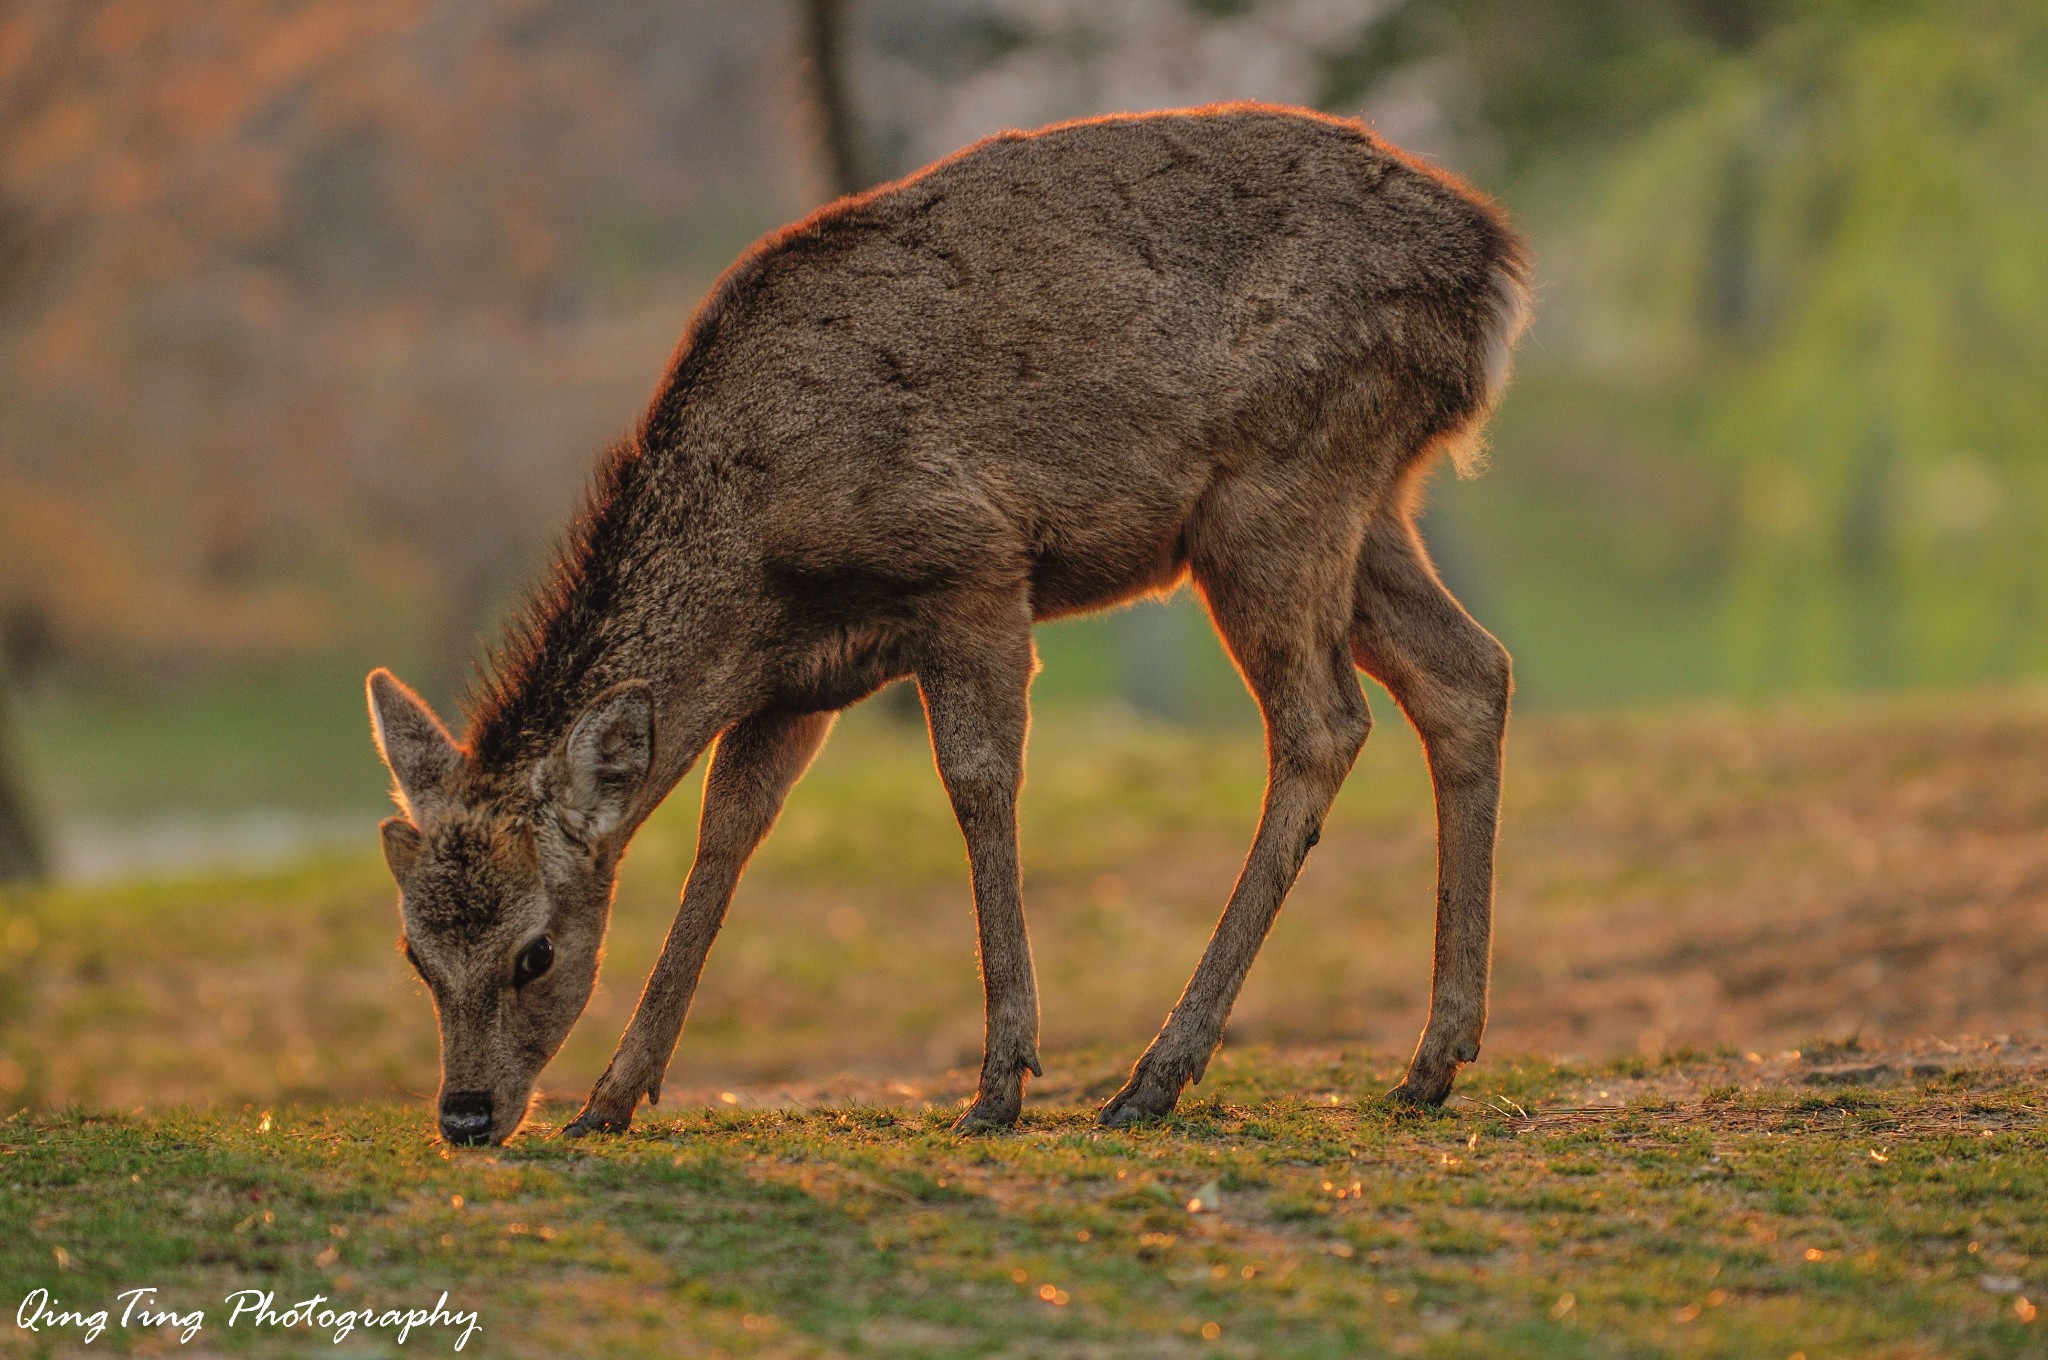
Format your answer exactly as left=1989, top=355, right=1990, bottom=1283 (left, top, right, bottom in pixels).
left=380, top=815, right=424, bottom=881
left=367, top=669, right=462, bottom=819
left=547, top=681, right=655, bottom=845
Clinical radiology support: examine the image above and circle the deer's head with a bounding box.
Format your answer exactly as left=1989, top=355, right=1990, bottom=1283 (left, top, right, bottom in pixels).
left=367, top=669, right=653, bottom=1145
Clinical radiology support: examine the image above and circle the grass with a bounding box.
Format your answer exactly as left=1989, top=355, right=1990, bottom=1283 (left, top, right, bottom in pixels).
left=12, top=662, right=401, bottom=819
left=6, top=689, right=2048, bottom=1353
left=5, top=1046, right=2045, bottom=1357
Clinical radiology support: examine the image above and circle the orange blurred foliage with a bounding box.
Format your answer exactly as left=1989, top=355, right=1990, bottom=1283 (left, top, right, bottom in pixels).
left=0, top=0, right=810, bottom=679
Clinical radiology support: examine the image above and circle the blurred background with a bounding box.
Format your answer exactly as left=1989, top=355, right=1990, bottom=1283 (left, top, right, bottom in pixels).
left=1, top=0, right=2046, bottom=1108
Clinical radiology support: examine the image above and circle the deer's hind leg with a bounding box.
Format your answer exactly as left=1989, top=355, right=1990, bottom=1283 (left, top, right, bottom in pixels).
left=1101, top=479, right=1371, bottom=1127
left=1350, top=505, right=1511, bottom=1107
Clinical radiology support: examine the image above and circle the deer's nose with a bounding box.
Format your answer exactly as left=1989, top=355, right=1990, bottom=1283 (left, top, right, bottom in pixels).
left=439, top=1091, right=495, bottom=1145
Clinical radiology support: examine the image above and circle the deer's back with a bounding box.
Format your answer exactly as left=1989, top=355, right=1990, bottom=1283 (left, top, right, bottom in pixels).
left=650, top=104, right=1519, bottom=623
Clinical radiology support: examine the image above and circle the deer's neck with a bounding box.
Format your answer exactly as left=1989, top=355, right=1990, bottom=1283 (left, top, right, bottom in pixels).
left=461, top=439, right=762, bottom=819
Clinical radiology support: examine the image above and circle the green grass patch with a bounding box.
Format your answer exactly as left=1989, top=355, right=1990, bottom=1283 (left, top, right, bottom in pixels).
left=4, top=1048, right=2045, bottom=1357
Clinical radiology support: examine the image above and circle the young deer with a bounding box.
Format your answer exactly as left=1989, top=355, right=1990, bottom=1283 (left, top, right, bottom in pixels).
left=368, top=103, right=1528, bottom=1146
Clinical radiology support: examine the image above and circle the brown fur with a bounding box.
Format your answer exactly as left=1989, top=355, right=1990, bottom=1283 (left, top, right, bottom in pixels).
left=368, top=103, right=1529, bottom=1145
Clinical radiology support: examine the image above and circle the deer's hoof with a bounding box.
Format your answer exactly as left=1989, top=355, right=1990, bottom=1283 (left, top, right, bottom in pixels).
left=562, top=1099, right=636, bottom=1139
left=1099, top=1061, right=1185, bottom=1128
left=951, top=1097, right=1021, bottom=1134
left=1387, top=1069, right=1456, bottom=1108
left=1099, top=1090, right=1177, bottom=1128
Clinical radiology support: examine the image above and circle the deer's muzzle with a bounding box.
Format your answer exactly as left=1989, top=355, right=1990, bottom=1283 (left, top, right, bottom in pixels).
left=438, top=1090, right=496, bottom=1145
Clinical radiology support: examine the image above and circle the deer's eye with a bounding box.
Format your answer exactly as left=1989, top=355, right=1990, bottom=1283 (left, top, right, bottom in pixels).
left=514, top=936, right=554, bottom=988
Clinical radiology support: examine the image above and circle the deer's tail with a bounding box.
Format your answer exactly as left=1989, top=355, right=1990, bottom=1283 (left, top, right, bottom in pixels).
left=1441, top=232, right=1533, bottom=479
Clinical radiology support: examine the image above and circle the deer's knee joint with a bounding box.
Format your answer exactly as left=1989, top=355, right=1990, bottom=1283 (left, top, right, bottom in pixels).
left=943, top=770, right=1018, bottom=824
left=1282, top=690, right=1371, bottom=785
left=1418, top=630, right=1510, bottom=754
left=1460, top=632, right=1512, bottom=714
left=1340, top=692, right=1373, bottom=759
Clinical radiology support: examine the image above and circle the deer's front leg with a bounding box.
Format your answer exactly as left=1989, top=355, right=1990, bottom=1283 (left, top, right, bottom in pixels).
left=919, top=618, right=1041, bottom=1132
left=565, top=708, right=833, bottom=1136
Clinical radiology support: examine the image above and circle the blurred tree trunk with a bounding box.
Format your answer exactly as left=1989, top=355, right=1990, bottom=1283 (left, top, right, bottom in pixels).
left=0, top=695, right=43, bottom=884
left=800, top=0, right=864, bottom=198
left=0, top=182, right=49, bottom=883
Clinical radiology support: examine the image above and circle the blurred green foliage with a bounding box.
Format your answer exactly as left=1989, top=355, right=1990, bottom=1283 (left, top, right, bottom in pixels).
left=1445, top=0, right=2048, bottom=700
left=1322, top=0, right=1771, bottom=171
